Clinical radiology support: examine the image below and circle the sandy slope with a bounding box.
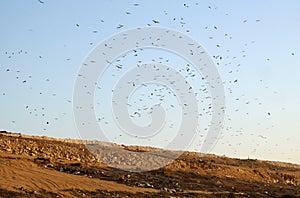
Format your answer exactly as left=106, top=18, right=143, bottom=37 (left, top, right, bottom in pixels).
left=0, top=152, right=158, bottom=197
left=0, top=131, right=299, bottom=197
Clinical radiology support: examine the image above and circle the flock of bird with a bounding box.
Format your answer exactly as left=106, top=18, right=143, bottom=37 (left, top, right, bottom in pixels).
left=1, top=1, right=297, bottom=159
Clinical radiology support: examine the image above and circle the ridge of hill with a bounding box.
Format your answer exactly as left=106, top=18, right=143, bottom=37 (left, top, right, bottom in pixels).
left=0, top=131, right=299, bottom=197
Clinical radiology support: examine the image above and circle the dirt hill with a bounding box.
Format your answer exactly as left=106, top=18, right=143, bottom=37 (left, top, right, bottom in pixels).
left=0, top=131, right=299, bottom=197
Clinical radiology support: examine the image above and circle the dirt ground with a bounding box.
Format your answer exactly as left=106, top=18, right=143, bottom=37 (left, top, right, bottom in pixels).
left=0, top=131, right=299, bottom=197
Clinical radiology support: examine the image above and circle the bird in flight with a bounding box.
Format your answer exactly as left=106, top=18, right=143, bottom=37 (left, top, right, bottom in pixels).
left=38, top=0, right=44, bottom=4
left=117, top=24, right=124, bottom=29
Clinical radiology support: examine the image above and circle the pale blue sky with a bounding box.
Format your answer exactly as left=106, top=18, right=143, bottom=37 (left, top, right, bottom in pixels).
left=0, top=0, right=299, bottom=164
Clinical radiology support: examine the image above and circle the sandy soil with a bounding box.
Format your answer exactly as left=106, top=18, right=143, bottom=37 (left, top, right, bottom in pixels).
left=0, top=131, right=299, bottom=197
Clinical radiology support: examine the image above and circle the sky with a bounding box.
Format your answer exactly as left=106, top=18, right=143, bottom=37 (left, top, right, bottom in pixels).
left=0, top=0, right=300, bottom=164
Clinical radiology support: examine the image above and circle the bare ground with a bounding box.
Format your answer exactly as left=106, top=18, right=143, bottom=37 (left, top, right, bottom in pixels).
left=0, top=131, right=299, bottom=198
